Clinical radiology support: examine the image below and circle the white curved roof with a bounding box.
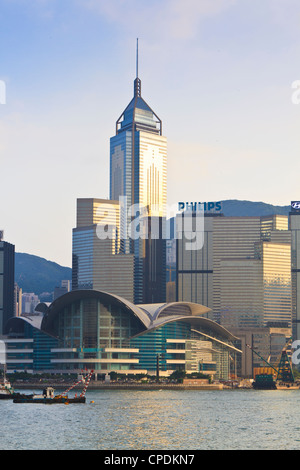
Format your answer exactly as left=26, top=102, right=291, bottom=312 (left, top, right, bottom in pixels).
left=137, top=301, right=211, bottom=321
left=7, top=289, right=239, bottom=344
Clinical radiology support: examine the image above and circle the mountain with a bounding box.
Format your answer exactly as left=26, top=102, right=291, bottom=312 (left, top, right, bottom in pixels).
left=220, top=200, right=290, bottom=217
left=15, top=252, right=71, bottom=297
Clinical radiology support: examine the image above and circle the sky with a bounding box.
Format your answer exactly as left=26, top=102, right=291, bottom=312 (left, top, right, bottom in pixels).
left=0, top=0, right=299, bottom=267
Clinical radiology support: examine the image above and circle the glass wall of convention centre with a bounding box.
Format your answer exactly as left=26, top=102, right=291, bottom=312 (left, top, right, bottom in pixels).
left=4, top=319, right=59, bottom=372
left=130, top=321, right=191, bottom=372
left=130, top=321, right=233, bottom=380
left=49, top=297, right=146, bottom=371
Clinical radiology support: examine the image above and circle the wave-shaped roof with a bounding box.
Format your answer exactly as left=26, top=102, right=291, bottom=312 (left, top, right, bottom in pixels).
left=5, top=290, right=240, bottom=346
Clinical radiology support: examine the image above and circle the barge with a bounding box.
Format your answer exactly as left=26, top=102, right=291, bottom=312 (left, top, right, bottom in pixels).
left=13, top=370, right=93, bottom=404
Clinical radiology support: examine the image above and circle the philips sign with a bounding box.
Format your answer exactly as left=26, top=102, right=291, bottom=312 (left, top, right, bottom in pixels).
left=178, top=201, right=222, bottom=212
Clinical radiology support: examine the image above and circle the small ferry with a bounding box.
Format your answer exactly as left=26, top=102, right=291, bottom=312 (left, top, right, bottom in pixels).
left=13, top=369, right=93, bottom=404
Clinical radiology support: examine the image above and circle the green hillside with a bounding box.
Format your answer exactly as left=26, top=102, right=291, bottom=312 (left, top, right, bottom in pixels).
left=15, top=252, right=71, bottom=296
left=221, top=200, right=290, bottom=217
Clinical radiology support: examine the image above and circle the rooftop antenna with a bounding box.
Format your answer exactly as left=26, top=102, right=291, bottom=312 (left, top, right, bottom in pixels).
left=136, top=37, right=139, bottom=78
left=134, top=38, right=141, bottom=97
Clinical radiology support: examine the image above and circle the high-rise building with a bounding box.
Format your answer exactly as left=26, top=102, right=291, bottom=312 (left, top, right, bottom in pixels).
left=176, top=212, right=219, bottom=317
left=110, top=41, right=167, bottom=303
left=72, top=198, right=134, bottom=302
left=289, top=201, right=300, bottom=341
left=22, top=292, right=40, bottom=314
left=53, top=280, right=71, bottom=301
left=176, top=211, right=292, bottom=376
left=213, top=215, right=291, bottom=328
left=0, top=238, right=15, bottom=334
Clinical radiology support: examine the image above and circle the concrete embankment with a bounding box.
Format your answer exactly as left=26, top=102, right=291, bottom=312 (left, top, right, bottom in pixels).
left=12, top=381, right=224, bottom=391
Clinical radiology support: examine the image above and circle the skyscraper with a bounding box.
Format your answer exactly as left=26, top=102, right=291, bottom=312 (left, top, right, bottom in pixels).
left=110, top=40, right=167, bottom=303
left=72, top=198, right=134, bottom=302
left=289, top=201, right=300, bottom=340
left=110, top=41, right=167, bottom=221
left=0, top=237, right=15, bottom=335
left=177, top=213, right=292, bottom=327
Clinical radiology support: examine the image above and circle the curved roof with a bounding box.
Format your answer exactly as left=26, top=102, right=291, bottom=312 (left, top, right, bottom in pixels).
left=41, top=289, right=152, bottom=336
left=5, top=314, right=44, bottom=334
left=138, top=302, right=211, bottom=321
left=35, top=302, right=51, bottom=314
left=136, top=314, right=239, bottom=343
left=5, top=290, right=239, bottom=347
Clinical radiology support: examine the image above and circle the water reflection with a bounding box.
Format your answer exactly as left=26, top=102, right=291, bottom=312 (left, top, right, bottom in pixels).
left=2, top=389, right=300, bottom=450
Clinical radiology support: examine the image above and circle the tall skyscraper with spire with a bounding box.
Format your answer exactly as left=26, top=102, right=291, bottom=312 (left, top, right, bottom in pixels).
left=110, top=40, right=167, bottom=235
left=110, top=40, right=167, bottom=303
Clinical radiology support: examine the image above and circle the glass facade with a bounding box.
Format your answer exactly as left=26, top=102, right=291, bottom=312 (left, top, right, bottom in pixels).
left=51, top=297, right=144, bottom=371
left=177, top=214, right=292, bottom=329
left=72, top=199, right=134, bottom=302
left=4, top=291, right=239, bottom=379
left=5, top=320, right=58, bottom=372
left=72, top=228, right=94, bottom=290
left=110, top=75, right=167, bottom=304
left=177, top=215, right=214, bottom=316
left=289, top=211, right=300, bottom=342
left=0, top=241, right=15, bottom=335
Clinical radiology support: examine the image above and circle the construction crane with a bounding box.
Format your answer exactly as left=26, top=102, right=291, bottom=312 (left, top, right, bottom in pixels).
left=246, top=338, right=295, bottom=384
left=61, top=369, right=94, bottom=397
left=276, top=337, right=294, bottom=384
left=246, top=343, right=279, bottom=375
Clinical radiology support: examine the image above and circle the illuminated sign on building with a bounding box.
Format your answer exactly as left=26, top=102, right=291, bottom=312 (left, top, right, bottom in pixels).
left=291, top=201, right=300, bottom=212
left=178, top=202, right=222, bottom=212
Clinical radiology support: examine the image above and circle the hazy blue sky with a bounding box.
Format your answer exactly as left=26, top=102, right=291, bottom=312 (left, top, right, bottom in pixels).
left=0, top=0, right=299, bottom=267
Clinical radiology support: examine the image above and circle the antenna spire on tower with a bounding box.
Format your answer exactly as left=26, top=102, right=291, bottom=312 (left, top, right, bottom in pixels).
left=134, top=38, right=141, bottom=97
left=136, top=37, right=139, bottom=78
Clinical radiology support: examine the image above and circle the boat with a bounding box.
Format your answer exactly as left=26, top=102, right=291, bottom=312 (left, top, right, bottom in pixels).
left=252, top=374, right=277, bottom=390
left=247, top=339, right=300, bottom=391
left=0, top=378, right=16, bottom=399
left=13, top=369, right=93, bottom=404
left=0, top=367, right=22, bottom=399
left=13, top=387, right=86, bottom=404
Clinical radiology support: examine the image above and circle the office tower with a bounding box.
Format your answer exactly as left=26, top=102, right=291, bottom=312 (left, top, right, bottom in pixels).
left=140, top=216, right=166, bottom=303
left=0, top=238, right=15, bottom=334
left=72, top=198, right=134, bottom=302
left=176, top=212, right=219, bottom=317
left=177, top=213, right=292, bottom=327
left=289, top=201, right=300, bottom=341
left=110, top=41, right=167, bottom=303
left=53, top=280, right=70, bottom=301
left=176, top=212, right=292, bottom=376
left=213, top=215, right=291, bottom=328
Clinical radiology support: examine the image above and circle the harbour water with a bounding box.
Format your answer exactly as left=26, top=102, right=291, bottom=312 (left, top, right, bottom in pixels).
left=1, top=388, right=300, bottom=450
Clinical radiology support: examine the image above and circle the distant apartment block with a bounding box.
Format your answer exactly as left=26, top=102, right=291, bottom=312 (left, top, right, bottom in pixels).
left=22, top=293, right=40, bottom=314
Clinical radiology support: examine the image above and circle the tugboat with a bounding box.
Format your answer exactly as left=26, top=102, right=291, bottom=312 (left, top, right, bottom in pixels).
left=13, top=370, right=93, bottom=404
left=0, top=378, right=15, bottom=399
left=0, top=367, right=21, bottom=400
left=252, top=374, right=277, bottom=390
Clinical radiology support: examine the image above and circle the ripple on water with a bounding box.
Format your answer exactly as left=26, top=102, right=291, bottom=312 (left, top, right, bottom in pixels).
left=1, top=389, right=300, bottom=450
